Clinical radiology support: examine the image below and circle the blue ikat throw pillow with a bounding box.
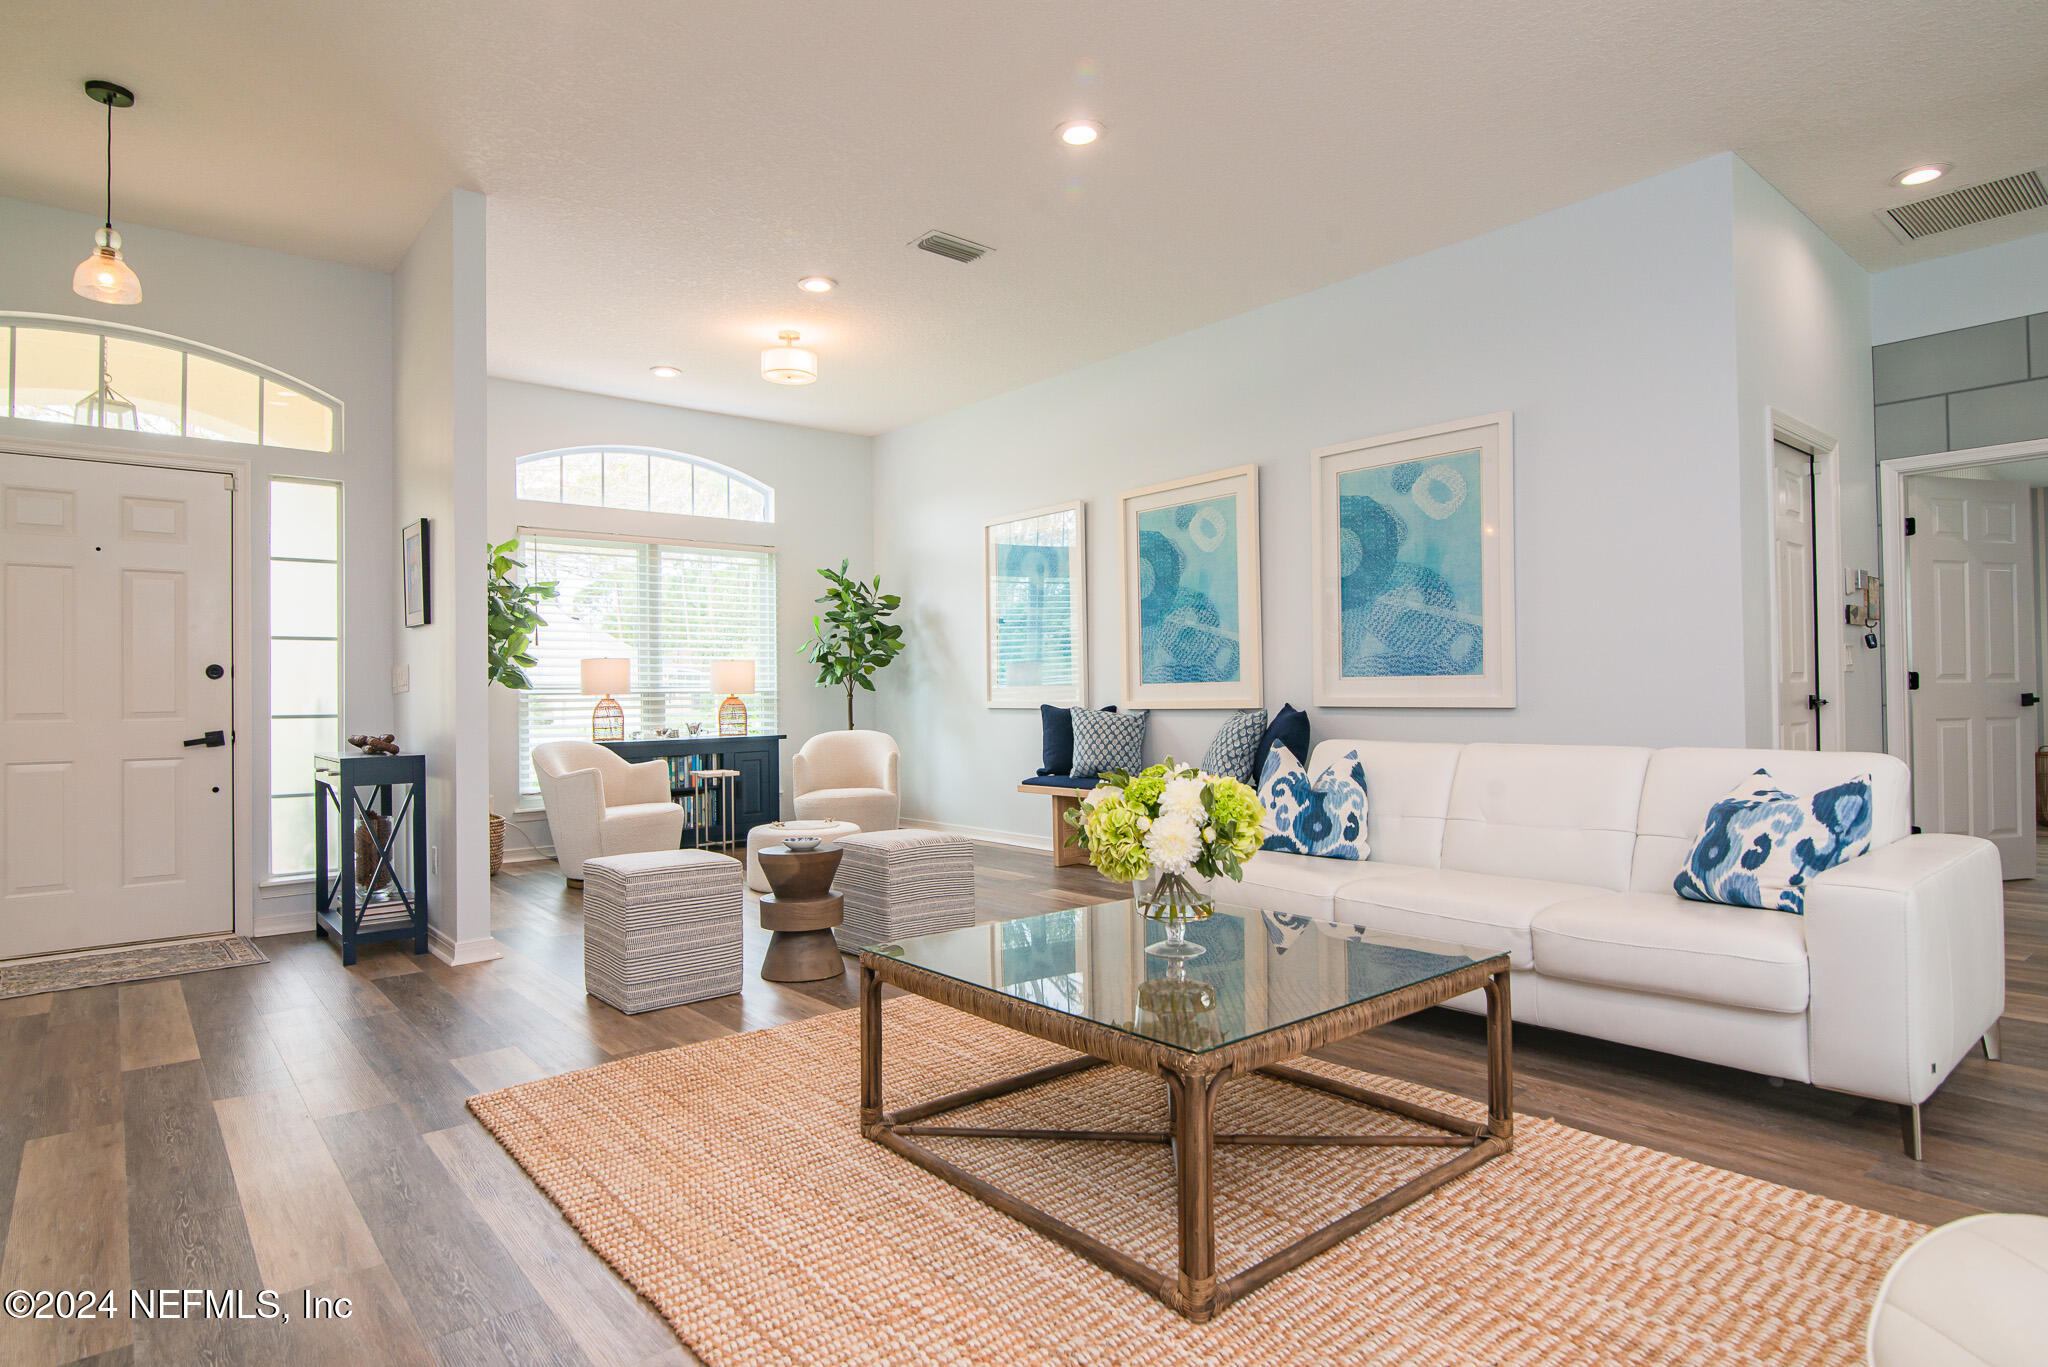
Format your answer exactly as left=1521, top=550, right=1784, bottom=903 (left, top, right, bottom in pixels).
left=1256, top=739, right=1369, bottom=860
left=1672, top=768, right=1873, bottom=915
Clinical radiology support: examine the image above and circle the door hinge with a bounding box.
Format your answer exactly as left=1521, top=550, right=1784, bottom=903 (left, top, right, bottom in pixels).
left=1908, top=671, right=1920, bottom=690
left=223, top=473, right=237, bottom=491
left=2024, top=693, right=2040, bottom=708
left=1904, top=516, right=1917, bottom=536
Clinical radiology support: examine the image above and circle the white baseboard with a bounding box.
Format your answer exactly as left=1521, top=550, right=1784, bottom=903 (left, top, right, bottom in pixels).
left=902, top=817, right=1049, bottom=852
left=252, top=908, right=314, bottom=937
left=500, top=846, right=555, bottom=865
left=430, top=926, right=503, bottom=966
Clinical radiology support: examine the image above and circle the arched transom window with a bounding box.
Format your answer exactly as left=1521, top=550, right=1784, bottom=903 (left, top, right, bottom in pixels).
left=515, top=446, right=773, bottom=522
left=0, top=313, right=338, bottom=452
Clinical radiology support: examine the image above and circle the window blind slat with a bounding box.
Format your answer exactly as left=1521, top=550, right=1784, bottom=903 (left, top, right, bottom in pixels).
left=517, top=534, right=777, bottom=795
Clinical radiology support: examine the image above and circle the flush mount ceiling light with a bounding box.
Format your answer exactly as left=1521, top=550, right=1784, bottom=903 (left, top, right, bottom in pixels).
left=1057, top=120, right=1102, bottom=146
left=796, top=275, right=836, bottom=293
left=649, top=364, right=681, bottom=378
left=72, top=79, right=141, bottom=305
left=761, top=330, right=817, bottom=385
left=1894, top=164, right=1949, bottom=187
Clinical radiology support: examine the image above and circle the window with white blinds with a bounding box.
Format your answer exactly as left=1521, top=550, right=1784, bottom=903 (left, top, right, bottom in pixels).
left=517, top=533, right=777, bottom=799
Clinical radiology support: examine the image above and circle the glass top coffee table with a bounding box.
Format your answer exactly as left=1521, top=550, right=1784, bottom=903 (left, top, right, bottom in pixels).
left=858, top=899, right=1513, bottom=1323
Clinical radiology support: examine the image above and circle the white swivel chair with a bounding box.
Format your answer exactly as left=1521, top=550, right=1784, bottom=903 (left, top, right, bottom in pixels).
left=532, top=741, right=688, bottom=886
left=792, top=730, right=900, bottom=832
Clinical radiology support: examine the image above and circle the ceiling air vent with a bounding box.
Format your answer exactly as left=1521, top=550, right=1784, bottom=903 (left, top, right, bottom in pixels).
left=912, top=230, right=991, bottom=263
left=1884, top=169, right=2048, bottom=241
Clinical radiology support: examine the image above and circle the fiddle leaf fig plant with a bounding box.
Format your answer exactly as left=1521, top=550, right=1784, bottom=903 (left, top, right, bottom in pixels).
left=800, top=559, right=904, bottom=728
left=486, top=539, right=558, bottom=690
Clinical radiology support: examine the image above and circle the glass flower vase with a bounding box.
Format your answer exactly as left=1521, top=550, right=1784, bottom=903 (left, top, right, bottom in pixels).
left=1135, top=870, right=1214, bottom=959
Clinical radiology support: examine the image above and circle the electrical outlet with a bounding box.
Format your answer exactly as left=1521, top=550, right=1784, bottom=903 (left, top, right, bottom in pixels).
left=391, top=664, right=410, bottom=693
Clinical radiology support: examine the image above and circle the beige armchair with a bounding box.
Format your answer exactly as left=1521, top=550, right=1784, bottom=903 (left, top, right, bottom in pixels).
left=792, top=730, right=900, bottom=832
left=532, top=741, right=687, bottom=884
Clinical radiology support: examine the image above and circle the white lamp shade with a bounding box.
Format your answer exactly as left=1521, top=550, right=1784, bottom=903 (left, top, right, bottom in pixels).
left=710, top=658, right=755, bottom=695
left=761, top=342, right=817, bottom=385
left=72, top=228, right=141, bottom=305
left=580, top=657, right=630, bottom=695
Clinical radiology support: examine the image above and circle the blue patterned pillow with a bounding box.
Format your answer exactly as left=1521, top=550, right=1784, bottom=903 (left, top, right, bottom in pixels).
left=1673, top=769, right=1873, bottom=915
left=1200, top=708, right=1268, bottom=784
left=1070, top=707, right=1147, bottom=778
left=1257, top=739, right=1369, bottom=860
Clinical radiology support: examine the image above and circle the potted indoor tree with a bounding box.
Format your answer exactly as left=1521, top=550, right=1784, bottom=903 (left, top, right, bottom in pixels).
left=486, top=539, right=558, bottom=872
left=800, top=560, right=904, bottom=729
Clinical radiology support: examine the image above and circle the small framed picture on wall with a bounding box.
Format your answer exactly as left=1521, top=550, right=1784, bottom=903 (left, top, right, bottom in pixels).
left=983, top=500, right=1087, bottom=708
left=402, top=517, right=432, bottom=627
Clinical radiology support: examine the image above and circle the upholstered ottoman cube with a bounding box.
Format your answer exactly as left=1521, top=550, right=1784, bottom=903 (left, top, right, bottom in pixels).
left=833, top=829, right=976, bottom=952
left=581, top=849, right=744, bottom=1013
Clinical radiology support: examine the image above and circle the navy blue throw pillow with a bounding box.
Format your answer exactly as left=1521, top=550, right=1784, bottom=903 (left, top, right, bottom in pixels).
left=1038, top=704, right=1115, bottom=776
left=1256, top=704, right=1310, bottom=770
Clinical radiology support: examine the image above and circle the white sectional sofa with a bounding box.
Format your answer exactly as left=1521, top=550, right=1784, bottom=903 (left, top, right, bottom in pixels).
left=1190, top=740, right=2006, bottom=1158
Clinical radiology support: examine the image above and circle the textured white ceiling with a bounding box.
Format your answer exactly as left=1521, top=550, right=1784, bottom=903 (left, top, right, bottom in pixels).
left=4, top=1, right=2045, bottom=434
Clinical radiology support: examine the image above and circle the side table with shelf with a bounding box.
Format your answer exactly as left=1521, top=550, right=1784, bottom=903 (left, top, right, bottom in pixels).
left=313, top=750, right=430, bottom=965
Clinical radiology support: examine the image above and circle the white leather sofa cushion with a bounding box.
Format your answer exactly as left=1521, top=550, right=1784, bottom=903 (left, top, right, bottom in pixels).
left=1627, top=746, right=1910, bottom=894
left=1332, top=866, right=1600, bottom=970
left=1441, top=744, right=1651, bottom=891
left=1530, top=891, right=1810, bottom=1013
left=1200, top=849, right=1368, bottom=919
left=1868, top=1213, right=2048, bottom=1367
left=1307, top=739, right=1463, bottom=869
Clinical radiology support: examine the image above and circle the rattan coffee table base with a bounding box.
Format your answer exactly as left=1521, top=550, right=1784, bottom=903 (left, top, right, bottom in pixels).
left=858, top=958, right=1513, bottom=1323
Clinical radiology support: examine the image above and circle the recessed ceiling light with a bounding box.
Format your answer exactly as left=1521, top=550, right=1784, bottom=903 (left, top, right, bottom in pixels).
left=796, top=275, right=836, bottom=293
left=1058, top=120, right=1102, bottom=146
left=649, top=365, right=681, bottom=378
left=1894, top=164, right=1949, bottom=187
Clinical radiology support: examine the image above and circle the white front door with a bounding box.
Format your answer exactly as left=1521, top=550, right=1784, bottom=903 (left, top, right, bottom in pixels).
left=1772, top=441, right=1822, bottom=750
left=1, top=452, right=236, bottom=957
left=1907, top=474, right=2039, bottom=879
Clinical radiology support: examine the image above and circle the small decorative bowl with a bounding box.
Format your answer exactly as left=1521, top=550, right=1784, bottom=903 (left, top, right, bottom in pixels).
left=781, top=835, right=823, bottom=852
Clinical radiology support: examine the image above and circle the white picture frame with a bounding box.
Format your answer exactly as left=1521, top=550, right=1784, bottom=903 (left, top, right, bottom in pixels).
left=983, top=500, right=1088, bottom=708
left=1310, top=413, right=1515, bottom=708
left=1118, top=464, right=1262, bottom=710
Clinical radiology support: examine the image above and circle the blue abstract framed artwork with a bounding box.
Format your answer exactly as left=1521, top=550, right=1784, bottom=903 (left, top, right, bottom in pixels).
left=1119, top=464, right=1262, bottom=709
left=984, top=500, right=1087, bottom=707
left=1310, top=414, right=1515, bottom=707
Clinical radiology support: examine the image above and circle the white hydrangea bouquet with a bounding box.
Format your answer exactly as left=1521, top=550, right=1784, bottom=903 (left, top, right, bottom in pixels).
left=1064, top=759, right=1267, bottom=958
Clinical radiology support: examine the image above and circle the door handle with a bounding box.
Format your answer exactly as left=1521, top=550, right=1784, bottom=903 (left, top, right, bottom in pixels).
left=2024, top=694, right=2040, bottom=708
left=182, top=730, right=227, bottom=748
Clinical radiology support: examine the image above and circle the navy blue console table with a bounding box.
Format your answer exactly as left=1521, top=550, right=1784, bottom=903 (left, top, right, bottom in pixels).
left=601, top=734, right=784, bottom=846
left=313, top=750, right=430, bottom=965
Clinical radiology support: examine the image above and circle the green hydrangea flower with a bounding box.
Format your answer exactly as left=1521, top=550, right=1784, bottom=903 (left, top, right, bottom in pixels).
left=1081, top=794, right=1153, bottom=882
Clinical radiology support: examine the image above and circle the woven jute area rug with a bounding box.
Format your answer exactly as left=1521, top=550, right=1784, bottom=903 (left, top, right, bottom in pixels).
left=469, top=996, right=1922, bottom=1366
left=0, top=934, right=266, bottom=1000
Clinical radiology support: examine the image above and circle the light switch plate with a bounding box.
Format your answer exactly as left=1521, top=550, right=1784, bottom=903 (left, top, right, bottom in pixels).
left=391, top=664, right=410, bottom=693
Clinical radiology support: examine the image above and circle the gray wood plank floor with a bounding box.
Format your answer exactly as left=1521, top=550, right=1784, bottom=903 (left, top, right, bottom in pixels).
left=0, top=837, right=2040, bottom=1365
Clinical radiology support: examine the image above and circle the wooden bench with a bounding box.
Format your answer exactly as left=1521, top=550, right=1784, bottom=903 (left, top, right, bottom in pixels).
left=1015, top=781, right=1095, bottom=867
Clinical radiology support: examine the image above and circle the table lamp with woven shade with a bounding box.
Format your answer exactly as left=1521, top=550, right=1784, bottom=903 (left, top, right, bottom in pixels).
left=581, top=658, right=629, bottom=742
left=711, top=658, right=754, bottom=736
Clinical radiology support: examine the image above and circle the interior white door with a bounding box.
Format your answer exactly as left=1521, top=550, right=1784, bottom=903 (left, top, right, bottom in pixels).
left=1907, top=474, right=2039, bottom=879
left=1, top=452, right=235, bottom=957
left=1772, top=441, right=1822, bottom=750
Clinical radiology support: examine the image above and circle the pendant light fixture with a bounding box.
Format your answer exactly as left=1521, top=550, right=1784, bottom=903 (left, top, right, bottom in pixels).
left=72, top=360, right=139, bottom=429
left=72, top=80, right=142, bottom=306
left=760, top=330, right=817, bottom=385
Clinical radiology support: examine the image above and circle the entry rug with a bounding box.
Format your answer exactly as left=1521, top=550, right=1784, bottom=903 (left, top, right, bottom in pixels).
left=0, top=934, right=267, bottom=1000
left=469, top=996, right=1922, bottom=1367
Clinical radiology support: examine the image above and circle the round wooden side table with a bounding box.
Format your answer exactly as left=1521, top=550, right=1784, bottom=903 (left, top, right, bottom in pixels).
left=757, top=844, right=845, bottom=982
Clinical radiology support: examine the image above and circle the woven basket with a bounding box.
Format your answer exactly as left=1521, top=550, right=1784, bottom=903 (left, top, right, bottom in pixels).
left=489, top=812, right=505, bottom=875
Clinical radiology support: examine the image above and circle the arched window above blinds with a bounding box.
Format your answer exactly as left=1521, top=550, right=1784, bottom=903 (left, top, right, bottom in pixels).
left=514, top=446, right=774, bottom=523
left=0, top=313, right=339, bottom=452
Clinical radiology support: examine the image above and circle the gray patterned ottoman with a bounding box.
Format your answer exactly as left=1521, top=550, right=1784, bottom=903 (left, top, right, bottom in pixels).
left=832, top=829, right=976, bottom=952
left=581, top=849, right=744, bottom=1013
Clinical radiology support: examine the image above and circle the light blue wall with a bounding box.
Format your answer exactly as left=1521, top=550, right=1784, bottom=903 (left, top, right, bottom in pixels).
left=874, top=157, right=1753, bottom=842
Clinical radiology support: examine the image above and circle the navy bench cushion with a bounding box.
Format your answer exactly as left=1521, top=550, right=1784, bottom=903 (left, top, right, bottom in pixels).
left=1020, top=774, right=1100, bottom=791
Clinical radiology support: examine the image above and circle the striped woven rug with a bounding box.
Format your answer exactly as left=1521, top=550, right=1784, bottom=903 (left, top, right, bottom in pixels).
left=469, top=996, right=1921, bottom=1366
